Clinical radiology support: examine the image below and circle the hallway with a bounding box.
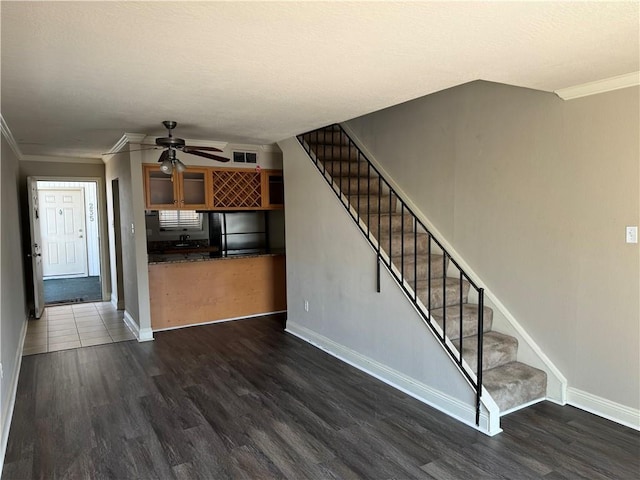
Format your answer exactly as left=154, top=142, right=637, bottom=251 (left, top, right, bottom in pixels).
left=43, top=276, right=102, bottom=305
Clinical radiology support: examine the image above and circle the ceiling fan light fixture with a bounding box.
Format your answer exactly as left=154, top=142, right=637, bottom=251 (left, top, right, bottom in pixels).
left=160, top=158, right=173, bottom=174
left=154, top=121, right=231, bottom=167
left=174, top=159, right=186, bottom=173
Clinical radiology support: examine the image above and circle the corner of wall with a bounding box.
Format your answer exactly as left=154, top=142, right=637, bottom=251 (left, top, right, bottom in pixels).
left=123, top=310, right=154, bottom=342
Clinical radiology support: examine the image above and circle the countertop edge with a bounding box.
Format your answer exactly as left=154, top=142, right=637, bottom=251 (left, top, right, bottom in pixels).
left=148, top=251, right=285, bottom=265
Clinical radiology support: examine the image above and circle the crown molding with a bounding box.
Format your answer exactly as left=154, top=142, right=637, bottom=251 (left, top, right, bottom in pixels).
left=21, top=154, right=103, bottom=164
left=555, top=71, right=640, bottom=100
left=105, top=132, right=147, bottom=155
left=0, top=115, right=24, bottom=160
left=141, top=135, right=227, bottom=151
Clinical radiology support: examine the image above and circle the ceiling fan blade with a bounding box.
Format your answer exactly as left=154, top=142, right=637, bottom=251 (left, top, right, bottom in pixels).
left=183, top=150, right=230, bottom=162
left=183, top=145, right=223, bottom=153
left=157, top=150, right=169, bottom=163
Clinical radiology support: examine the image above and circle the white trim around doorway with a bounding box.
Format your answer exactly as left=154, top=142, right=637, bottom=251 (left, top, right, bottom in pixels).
left=28, top=176, right=110, bottom=303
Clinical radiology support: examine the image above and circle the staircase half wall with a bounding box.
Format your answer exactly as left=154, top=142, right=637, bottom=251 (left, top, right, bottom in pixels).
left=278, top=137, right=501, bottom=435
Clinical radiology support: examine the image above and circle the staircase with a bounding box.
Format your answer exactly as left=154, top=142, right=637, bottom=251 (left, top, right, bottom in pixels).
left=298, top=125, right=547, bottom=420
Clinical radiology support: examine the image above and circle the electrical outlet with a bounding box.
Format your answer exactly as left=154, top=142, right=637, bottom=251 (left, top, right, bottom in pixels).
left=626, top=226, right=638, bottom=244
left=0, top=363, right=4, bottom=380
left=304, top=300, right=309, bottom=312
left=131, top=223, right=135, bottom=235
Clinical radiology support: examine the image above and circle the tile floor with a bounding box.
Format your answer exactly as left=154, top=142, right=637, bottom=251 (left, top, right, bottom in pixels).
left=23, top=302, right=136, bottom=356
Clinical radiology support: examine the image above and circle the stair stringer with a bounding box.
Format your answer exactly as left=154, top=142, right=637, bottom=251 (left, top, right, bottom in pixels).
left=340, top=122, right=568, bottom=407
left=279, top=137, right=501, bottom=435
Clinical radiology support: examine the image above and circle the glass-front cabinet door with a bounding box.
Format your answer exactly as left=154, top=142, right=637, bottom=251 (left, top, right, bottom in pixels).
left=145, top=166, right=178, bottom=208
left=262, top=170, right=284, bottom=209
left=144, top=165, right=210, bottom=209
left=178, top=168, right=210, bottom=209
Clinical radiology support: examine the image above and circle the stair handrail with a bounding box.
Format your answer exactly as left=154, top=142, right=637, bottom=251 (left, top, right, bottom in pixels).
left=297, top=125, right=485, bottom=425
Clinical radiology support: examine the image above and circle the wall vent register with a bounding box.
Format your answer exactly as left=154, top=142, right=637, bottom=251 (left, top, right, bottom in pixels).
left=233, top=151, right=257, bottom=163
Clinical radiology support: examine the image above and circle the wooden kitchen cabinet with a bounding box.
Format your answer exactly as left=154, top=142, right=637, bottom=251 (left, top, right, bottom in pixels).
left=262, top=170, right=284, bottom=209
left=211, top=167, right=263, bottom=209
left=144, top=164, right=284, bottom=210
left=143, top=165, right=210, bottom=209
left=210, top=168, right=284, bottom=210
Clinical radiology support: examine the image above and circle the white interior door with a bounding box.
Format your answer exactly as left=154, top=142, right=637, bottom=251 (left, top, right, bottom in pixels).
left=39, top=188, right=88, bottom=278
left=27, top=177, right=44, bottom=318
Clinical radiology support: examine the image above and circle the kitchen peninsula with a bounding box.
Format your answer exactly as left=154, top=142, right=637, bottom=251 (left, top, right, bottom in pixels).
left=148, top=251, right=286, bottom=330
left=144, top=163, right=287, bottom=331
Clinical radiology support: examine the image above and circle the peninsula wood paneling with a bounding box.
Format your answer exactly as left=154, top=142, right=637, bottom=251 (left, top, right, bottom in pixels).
left=148, top=255, right=286, bottom=330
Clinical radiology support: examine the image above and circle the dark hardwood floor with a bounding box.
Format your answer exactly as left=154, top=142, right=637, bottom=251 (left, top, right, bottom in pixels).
left=3, top=315, right=639, bottom=479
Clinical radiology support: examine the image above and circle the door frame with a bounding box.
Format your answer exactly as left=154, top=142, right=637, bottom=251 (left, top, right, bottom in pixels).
left=28, top=176, right=110, bottom=303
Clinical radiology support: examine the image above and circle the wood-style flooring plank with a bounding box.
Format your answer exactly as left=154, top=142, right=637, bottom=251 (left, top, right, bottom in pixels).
left=3, top=314, right=639, bottom=479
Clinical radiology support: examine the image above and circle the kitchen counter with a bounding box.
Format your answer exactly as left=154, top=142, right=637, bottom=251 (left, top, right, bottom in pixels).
left=148, top=252, right=287, bottom=330
left=148, top=249, right=285, bottom=265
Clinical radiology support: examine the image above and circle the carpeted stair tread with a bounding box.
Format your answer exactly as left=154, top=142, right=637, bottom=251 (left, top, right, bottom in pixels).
left=415, top=277, right=471, bottom=309
left=321, top=160, right=374, bottom=177
left=430, top=304, right=493, bottom=338
left=353, top=194, right=397, bottom=214
left=365, top=213, right=415, bottom=235
left=302, top=130, right=350, bottom=146
left=391, top=253, right=446, bottom=282
left=314, top=145, right=360, bottom=161
left=483, top=362, right=547, bottom=412
left=457, top=331, right=518, bottom=372
left=332, top=176, right=383, bottom=195
left=378, top=232, right=429, bottom=257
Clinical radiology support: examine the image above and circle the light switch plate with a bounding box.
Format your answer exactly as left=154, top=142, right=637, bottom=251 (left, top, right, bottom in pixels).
left=626, top=226, right=638, bottom=244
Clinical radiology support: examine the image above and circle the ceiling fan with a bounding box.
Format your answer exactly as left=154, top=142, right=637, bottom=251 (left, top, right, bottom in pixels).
left=154, top=120, right=229, bottom=174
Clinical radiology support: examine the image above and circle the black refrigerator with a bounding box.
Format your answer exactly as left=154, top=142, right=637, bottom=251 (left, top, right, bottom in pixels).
left=208, top=211, right=269, bottom=256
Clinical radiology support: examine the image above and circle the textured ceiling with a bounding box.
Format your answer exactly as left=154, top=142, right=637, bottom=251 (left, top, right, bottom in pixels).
left=1, top=1, right=638, bottom=159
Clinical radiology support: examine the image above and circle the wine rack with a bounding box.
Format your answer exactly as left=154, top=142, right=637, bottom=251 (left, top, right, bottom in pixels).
left=212, top=170, right=262, bottom=208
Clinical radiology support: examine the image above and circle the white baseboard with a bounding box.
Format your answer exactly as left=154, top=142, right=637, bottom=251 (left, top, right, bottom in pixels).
left=568, top=387, right=640, bottom=431
left=110, top=294, right=117, bottom=309
left=0, top=317, right=28, bottom=468
left=123, top=310, right=154, bottom=342
left=286, top=321, right=501, bottom=436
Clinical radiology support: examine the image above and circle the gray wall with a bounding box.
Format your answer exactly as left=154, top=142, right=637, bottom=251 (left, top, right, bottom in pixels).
left=104, top=149, right=152, bottom=339
left=346, top=81, right=640, bottom=410
left=104, top=151, right=139, bottom=323
left=0, top=136, right=28, bottom=449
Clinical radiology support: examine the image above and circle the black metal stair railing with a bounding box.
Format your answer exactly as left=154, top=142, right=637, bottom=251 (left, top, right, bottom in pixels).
left=297, top=125, right=485, bottom=425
